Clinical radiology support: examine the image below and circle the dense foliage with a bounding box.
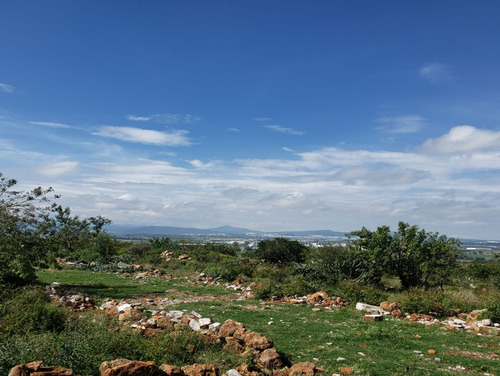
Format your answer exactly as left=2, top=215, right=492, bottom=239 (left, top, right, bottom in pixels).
left=0, top=173, right=116, bottom=287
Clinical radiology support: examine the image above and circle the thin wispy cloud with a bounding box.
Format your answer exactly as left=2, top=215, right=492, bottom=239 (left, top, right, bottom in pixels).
left=0, top=83, right=15, bottom=93
left=419, top=63, right=453, bottom=83
left=264, top=125, right=304, bottom=135
left=93, top=126, right=191, bottom=146
left=127, top=113, right=201, bottom=124
left=36, top=161, right=79, bottom=177
left=376, top=115, right=426, bottom=134
left=227, top=128, right=240, bottom=132
left=29, top=121, right=72, bottom=129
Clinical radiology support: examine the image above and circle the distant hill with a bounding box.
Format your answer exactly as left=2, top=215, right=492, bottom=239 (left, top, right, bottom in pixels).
left=108, top=224, right=347, bottom=237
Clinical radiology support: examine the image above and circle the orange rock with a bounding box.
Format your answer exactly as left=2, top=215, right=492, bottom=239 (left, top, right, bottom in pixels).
left=306, top=291, right=329, bottom=304
left=415, top=334, right=421, bottom=339
left=99, top=359, right=162, bottom=376
left=289, top=362, right=316, bottom=376
left=218, top=319, right=245, bottom=338
left=427, top=349, right=436, bottom=355
left=258, top=348, right=284, bottom=370
left=244, top=331, right=274, bottom=350
left=160, top=364, right=185, bottom=376
left=340, top=367, right=353, bottom=375
left=181, top=363, right=218, bottom=376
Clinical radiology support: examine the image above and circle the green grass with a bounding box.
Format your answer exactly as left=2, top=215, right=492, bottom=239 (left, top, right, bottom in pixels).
left=30, top=269, right=500, bottom=375
left=37, top=268, right=233, bottom=300
left=165, top=300, right=500, bottom=375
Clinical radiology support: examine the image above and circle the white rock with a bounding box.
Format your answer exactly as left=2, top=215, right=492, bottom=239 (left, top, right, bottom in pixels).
left=209, top=322, right=221, bottom=332
left=355, top=302, right=384, bottom=314
left=199, top=318, right=212, bottom=328
left=117, top=303, right=132, bottom=313
left=191, top=310, right=203, bottom=319
left=166, top=310, right=184, bottom=322
left=147, top=318, right=157, bottom=326
left=481, top=319, right=492, bottom=327
left=224, top=370, right=242, bottom=376
left=189, top=319, right=201, bottom=331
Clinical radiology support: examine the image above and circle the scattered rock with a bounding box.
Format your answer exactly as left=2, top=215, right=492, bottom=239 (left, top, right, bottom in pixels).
left=289, top=362, right=317, bottom=375
left=218, top=319, right=245, bottom=338
left=258, top=348, right=284, bottom=369
left=181, top=363, right=218, bottom=376
left=9, top=361, right=73, bottom=376
left=160, top=364, right=184, bottom=376
left=99, top=359, right=164, bottom=376
left=244, top=331, right=274, bottom=350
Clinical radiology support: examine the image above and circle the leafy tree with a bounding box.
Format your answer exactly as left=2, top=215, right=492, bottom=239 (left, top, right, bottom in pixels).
left=0, top=173, right=114, bottom=285
left=255, top=237, right=307, bottom=266
left=0, top=174, right=55, bottom=286
left=348, top=222, right=460, bottom=289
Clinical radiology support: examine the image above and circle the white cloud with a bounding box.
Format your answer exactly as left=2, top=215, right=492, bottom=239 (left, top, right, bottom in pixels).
left=0, top=83, right=15, bottom=93
left=419, top=63, right=453, bottom=83
left=227, top=128, right=240, bottom=132
left=36, top=161, right=79, bottom=177
left=421, top=125, right=500, bottom=154
left=264, top=125, right=304, bottom=135
left=376, top=115, right=426, bottom=134
left=188, top=159, right=216, bottom=169
left=29, top=121, right=72, bottom=129
left=93, top=126, right=191, bottom=146
left=127, top=113, right=201, bottom=124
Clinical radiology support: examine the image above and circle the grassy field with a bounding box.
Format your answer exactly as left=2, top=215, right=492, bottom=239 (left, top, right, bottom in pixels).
left=34, top=269, right=500, bottom=376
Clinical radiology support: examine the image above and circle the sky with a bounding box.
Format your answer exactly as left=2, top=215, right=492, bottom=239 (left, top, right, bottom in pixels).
left=1, top=1, right=500, bottom=239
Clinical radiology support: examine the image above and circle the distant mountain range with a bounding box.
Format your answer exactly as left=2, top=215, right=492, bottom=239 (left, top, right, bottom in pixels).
left=108, top=224, right=347, bottom=238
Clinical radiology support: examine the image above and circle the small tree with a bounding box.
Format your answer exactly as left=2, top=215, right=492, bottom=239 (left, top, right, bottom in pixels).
left=256, top=237, right=307, bottom=266
left=0, top=174, right=55, bottom=286
left=348, top=222, right=460, bottom=289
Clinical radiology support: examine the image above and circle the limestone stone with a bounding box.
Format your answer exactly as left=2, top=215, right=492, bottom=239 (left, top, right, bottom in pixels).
left=181, top=363, right=218, bottom=376
left=218, top=319, right=245, bottom=338
left=289, top=362, right=316, bottom=376
left=160, top=364, right=185, bottom=376
left=99, top=359, right=164, bottom=376
left=118, top=307, right=143, bottom=322
left=380, top=301, right=398, bottom=312
left=189, top=319, right=202, bottom=331
left=306, top=291, right=329, bottom=304
left=9, top=362, right=73, bottom=376
left=244, top=331, right=273, bottom=350
left=363, top=314, right=383, bottom=322
left=223, top=336, right=245, bottom=354
left=8, top=365, right=28, bottom=376
left=257, top=348, right=284, bottom=369
left=157, top=317, right=175, bottom=329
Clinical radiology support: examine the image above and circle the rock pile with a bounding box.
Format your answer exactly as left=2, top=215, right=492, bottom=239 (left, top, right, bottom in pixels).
left=10, top=359, right=326, bottom=376
left=46, top=282, right=95, bottom=311
left=272, top=291, right=348, bottom=310
left=356, top=301, right=500, bottom=334
left=98, top=304, right=325, bottom=374
left=8, top=360, right=73, bottom=376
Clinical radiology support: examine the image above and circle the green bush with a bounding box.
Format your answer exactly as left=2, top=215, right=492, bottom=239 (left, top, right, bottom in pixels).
left=397, top=288, right=451, bottom=316
left=0, top=286, right=69, bottom=335
left=332, top=282, right=388, bottom=305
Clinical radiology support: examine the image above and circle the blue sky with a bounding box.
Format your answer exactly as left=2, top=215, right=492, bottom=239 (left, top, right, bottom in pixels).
left=1, top=1, right=500, bottom=239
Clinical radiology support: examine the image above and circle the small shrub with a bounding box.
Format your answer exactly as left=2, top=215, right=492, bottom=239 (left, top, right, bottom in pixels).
left=0, top=286, right=69, bottom=335
left=397, top=288, right=451, bottom=316
left=253, top=280, right=284, bottom=300
left=332, top=282, right=388, bottom=305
